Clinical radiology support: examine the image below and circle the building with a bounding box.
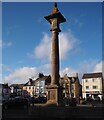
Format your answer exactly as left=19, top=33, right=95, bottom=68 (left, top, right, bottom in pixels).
left=2, top=83, right=11, bottom=97
left=35, top=73, right=51, bottom=97
left=60, top=73, right=81, bottom=103
left=10, top=84, right=24, bottom=96
left=82, top=72, right=103, bottom=100
left=23, top=73, right=51, bottom=97
left=23, top=78, right=35, bottom=97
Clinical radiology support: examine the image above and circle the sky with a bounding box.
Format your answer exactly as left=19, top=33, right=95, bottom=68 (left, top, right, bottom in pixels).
left=1, top=2, right=103, bottom=85
left=2, top=0, right=103, bottom=2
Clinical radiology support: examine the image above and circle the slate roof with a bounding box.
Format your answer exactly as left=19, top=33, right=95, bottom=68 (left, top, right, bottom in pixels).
left=24, top=75, right=51, bottom=86
left=24, top=80, right=35, bottom=86
left=35, top=75, right=51, bottom=85
left=60, top=76, right=78, bottom=83
left=10, top=84, right=24, bottom=89
left=82, top=72, right=103, bottom=79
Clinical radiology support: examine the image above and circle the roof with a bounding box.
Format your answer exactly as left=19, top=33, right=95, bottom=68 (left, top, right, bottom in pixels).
left=24, top=75, right=51, bottom=86
left=2, top=84, right=11, bottom=89
left=35, top=75, right=49, bottom=81
left=60, top=76, right=79, bottom=83
left=68, top=77, right=77, bottom=83
left=10, top=84, right=24, bottom=89
left=82, top=72, right=103, bottom=79
left=24, top=80, right=35, bottom=86
left=35, top=75, right=51, bottom=85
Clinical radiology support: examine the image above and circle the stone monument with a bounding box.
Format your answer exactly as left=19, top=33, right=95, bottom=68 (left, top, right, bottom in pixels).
left=44, top=3, right=66, bottom=106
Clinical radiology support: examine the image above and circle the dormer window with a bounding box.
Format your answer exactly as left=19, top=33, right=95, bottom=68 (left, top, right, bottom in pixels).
left=72, top=77, right=75, bottom=82
left=85, top=79, right=88, bottom=82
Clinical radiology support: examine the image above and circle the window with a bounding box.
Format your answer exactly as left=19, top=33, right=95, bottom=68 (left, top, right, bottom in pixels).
left=92, top=79, right=96, bottom=82
left=40, top=88, right=44, bottom=93
left=36, top=81, right=39, bottom=86
left=40, top=81, right=44, bottom=86
left=86, top=86, right=89, bottom=89
left=93, top=86, right=98, bottom=89
left=85, top=79, right=88, bottom=82
left=71, top=84, right=74, bottom=90
left=36, top=88, right=39, bottom=93
left=29, top=87, right=31, bottom=89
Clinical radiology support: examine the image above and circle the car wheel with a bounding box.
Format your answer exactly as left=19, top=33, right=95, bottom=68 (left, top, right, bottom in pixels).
left=4, top=105, right=8, bottom=109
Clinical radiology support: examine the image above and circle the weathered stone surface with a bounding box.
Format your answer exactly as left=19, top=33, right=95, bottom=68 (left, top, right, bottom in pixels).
left=44, top=3, right=66, bottom=106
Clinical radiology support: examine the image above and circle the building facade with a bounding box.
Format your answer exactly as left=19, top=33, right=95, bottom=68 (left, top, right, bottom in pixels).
left=10, top=84, right=24, bottom=96
left=82, top=72, right=103, bottom=100
left=60, top=73, right=81, bottom=103
left=23, top=73, right=51, bottom=97
left=2, top=83, right=11, bottom=97
left=35, top=73, right=51, bottom=97
left=23, top=78, right=35, bottom=97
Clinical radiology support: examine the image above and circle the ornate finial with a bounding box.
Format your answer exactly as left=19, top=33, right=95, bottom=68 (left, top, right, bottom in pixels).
left=52, top=2, right=59, bottom=13
left=54, top=2, right=57, bottom=8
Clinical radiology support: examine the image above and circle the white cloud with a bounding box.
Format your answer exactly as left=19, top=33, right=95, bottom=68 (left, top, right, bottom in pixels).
left=1, top=64, right=12, bottom=72
left=93, top=60, right=103, bottom=73
left=34, top=33, right=51, bottom=60
left=0, top=40, right=12, bottom=48
left=28, top=30, right=79, bottom=61
left=3, top=67, right=39, bottom=84
left=78, top=59, right=99, bottom=73
left=0, top=41, right=1, bottom=47
left=39, top=63, right=51, bottom=75
left=5, top=59, right=101, bottom=84
left=2, top=60, right=103, bottom=85
left=59, top=30, right=78, bottom=60
left=60, top=67, right=77, bottom=77
left=60, top=59, right=103, bottom=83
left=92, top=60, right=104, bottom=80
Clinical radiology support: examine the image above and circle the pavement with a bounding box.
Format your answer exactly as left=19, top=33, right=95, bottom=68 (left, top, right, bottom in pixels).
left=1, top=102, right=104, bottom=120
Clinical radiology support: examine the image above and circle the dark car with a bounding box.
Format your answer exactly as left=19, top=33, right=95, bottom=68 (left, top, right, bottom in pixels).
left=93, top=96, right=100, bottom=101
left=3, top=96, right=29, bottom=109
left=38, top=96, right=47, bottom=103
left=69, top=98, right=77, bottom=107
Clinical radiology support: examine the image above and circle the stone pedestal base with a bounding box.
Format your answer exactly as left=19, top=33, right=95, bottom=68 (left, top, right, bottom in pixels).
left=46, top=85, right=58, bottom=106
left=45, top=85, right=64, bottom=106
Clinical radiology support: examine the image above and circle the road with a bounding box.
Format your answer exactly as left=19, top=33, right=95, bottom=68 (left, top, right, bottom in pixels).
left=1, top=102, right=104, bottom=120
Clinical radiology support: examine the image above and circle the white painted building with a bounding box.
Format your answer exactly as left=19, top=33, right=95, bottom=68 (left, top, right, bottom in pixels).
left=23, top=79, right=35, bottom=97
left=23, top=73, right=51, bottom=97
left=35, top=74, right=51, bottom=97
left=82, top=72, right=103, bottom=100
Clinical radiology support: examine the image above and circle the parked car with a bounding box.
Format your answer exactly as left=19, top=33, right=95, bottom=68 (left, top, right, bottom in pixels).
left=80, top=98, right=86, bottom=105
left=38, top=96, right=47, bottom=103
left=28, top=97, right=35, bottom=104
left=69, top=98, right=77, bottom=107
left=93, top=96, right=100, bottom=101
left=86, top=96, right=93, bottom=102
left=3, top=96, right=29, bottom=109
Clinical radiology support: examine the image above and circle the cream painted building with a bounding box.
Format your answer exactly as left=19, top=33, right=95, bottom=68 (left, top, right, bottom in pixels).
left=23, top=73, right=51, bottom=97
left=60, top=73, right=82, bottom=103
left=23, top=78, right=35, bottom=97
left=82, top=72, right=103, bottom=100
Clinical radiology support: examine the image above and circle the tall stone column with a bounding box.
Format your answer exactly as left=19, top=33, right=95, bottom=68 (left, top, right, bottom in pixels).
left=44, top=3, right=66, bottom=106
left=51, top=31, right=59, bottom=85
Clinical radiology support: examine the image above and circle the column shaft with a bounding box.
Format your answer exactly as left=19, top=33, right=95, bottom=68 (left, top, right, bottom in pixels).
left=51, top=31, right=59, bottom=85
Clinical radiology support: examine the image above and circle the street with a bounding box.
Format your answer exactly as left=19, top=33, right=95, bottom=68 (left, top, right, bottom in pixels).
left=1, top=103, right=104, bottom=120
